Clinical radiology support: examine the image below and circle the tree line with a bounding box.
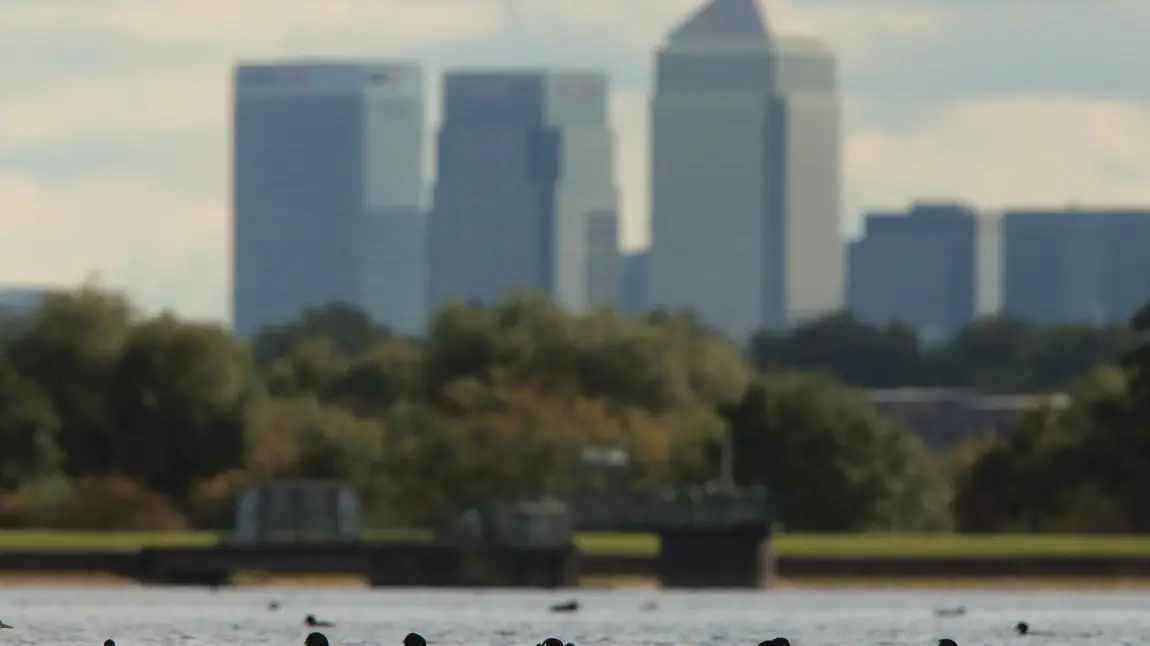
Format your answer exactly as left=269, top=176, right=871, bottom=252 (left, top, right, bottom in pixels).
left=751, top=313, right=1132, bottom=393
left=0, top=281, right=1147, bottom=534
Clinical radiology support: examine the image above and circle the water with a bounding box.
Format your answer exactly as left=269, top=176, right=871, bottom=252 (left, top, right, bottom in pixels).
left=1, top=587, right=1147, bottom=646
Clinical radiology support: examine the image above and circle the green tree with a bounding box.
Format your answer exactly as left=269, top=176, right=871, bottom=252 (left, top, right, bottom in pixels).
left=722, top=373, right=952, bottom=531
left=324, top=338, right=423, bottom=415
left=104, top=314, right=255, bottom=501
left=750, top=313, right=924, bottom=387
left=0, top=355, right=60, bottom=491
left=245, top=396, right=388, bottom=505
left=263, top=340, right=348, bottom=398
left=423, top=293, right=750, bottom=413
left=750, top=311, right=1131, bottom=393
left=951, top=365, right=1147, bottom=533
left=251, top=301, right=391, bottom=367
left=3, top=284, right=135, bottom=477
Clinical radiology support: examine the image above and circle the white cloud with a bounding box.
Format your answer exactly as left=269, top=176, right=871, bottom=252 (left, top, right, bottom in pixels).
left=0, top=0, right=502, bottom=48
left=846, top=95, right=1150, bottom=227
left=0, top=67, right=224, bottom=152
left=0, top=172, right=226, bottom=318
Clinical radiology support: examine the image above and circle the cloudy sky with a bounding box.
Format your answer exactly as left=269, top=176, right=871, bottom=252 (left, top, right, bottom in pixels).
left=1, top=0, right=1147, bottom=322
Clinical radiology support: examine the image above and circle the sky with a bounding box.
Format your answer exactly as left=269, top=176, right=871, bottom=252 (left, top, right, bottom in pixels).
left=1, top=0, right=1149, bottom=323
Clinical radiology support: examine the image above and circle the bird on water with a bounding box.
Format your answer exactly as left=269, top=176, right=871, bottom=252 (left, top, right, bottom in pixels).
left=305, top=633, right=328, bottom=646
left=403, top=633, right=426, bottom=646
left=305, top=615, right=334, bottom=628
left=0, top=620, right=12, bottom=629
left=939, top=640, right=958, bottom=646
left=549, top=600, right=579, bottom=613
left=758, top=639, right=790, bottom=646
left=105, top=640, right=115, bottom=646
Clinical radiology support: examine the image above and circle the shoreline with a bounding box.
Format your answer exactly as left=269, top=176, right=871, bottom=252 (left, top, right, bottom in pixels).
left=2, top=573, right=1150, bottom=591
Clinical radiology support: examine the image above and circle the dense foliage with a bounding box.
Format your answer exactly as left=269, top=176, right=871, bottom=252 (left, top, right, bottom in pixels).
left=0, top=281, right=1148, bottom=534
left=952, top=300, right=1150, bottom=532
left=752, top=313, right=1131, bottom=392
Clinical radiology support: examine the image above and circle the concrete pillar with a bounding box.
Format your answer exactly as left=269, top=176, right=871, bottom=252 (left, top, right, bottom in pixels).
left=656, top=526, right=775, bottom=588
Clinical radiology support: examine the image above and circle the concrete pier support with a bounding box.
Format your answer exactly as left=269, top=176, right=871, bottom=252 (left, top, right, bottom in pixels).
left=656, top=526, right=774, bottom=588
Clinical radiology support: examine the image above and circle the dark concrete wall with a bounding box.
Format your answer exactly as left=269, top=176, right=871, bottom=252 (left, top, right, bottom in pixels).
left=656, top=527, right=774, bottom=588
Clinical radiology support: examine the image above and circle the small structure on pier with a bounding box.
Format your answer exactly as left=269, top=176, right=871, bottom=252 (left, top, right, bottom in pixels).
left=232, top=479, right=362, bottom=543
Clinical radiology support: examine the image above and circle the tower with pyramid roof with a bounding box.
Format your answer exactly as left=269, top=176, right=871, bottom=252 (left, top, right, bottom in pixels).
left=647, top=0, right=843, bottom=342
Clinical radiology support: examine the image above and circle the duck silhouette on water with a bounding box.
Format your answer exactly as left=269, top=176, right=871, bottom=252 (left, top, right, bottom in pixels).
left=939, top=640, right=958, bottom=646
left=758, top=639, right=790, bottom=646
left=549, top=600, right=579, bottom=613
left=305, top=633, right=329, bottom=646
left=305, top=615, right=334, bottom=628
left=105, top=641, right=116, bottom=646
left=403, top=634, right=426, bottom=646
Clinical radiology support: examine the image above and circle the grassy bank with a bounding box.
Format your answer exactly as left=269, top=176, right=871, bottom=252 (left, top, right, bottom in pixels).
left=3, top=530, right=1150, bottom=557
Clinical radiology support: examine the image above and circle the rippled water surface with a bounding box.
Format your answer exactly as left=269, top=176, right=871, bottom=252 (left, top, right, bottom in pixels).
left=1, top=587, right=1146, bottom=646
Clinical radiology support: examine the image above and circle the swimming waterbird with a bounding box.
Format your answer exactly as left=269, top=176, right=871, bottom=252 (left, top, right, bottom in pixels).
left=305, top=615, right=334, bottom=628
left=758, top=639, right=790, bottom=646
left=0, top=620, right=12, bottom=629
left=305, top=633, right=329, bottom=646
left=403, top=634, right=427, bottom=646
left=939, top=640, right=958, bottom=646
left=105, top=640, right=115, bottom=646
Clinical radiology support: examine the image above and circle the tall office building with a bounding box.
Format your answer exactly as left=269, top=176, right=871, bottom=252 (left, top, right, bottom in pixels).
left=1003, top=207, right=1150, bottom=326
left=620, top=251, right=649, bottom=316
left=430, top=71, right=620, bottom=313
left=648, top=0, right=843, bottom=343
left=232, top=61, right=427, bottom=337
left=847, top=203, right=998, bottom=344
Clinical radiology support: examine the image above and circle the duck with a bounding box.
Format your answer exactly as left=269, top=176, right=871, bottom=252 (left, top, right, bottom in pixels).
left=105, top=641, right=115, bottom=646
left=1016, top=622, right=1028, bottom=636
left=539, top=638, right=565, bottom=646
left=0, top=620, right=12, bottom=629
left=549, top=600, right=578, bottom=613
left=403, top=634, right=426, bottom=646
left=305, top=615, right=334, bottom=628
left=939, top=640, right=958, bottom=646
left=305, top=633, right=328, bottom=646
left=758, top=639, right=790, bottom=646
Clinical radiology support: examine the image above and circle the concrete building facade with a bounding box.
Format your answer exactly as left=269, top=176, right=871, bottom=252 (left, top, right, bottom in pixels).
left=847, top=203, right=996, bottom=344
left=647, top=0, right=843, bottom=343
left=1003, top=207, right=1150, bottom=326
left=430, top=70, right=619, bottom=313
left=232, top=61, right=426, bottom=337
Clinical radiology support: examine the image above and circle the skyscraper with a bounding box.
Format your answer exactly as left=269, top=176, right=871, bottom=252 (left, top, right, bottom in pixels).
left=430, top=71, right=620, bottom=313
left=620, top=251, right=649, bottom=316
left=232, top=61, right=427, bottom=337
left=648, top=0, right=842, bottom=343
left=847, top=203, right=998, bottom=344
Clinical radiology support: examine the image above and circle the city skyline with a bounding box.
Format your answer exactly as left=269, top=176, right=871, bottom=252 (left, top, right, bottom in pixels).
left=2, top=0, right=1149, bottom=322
